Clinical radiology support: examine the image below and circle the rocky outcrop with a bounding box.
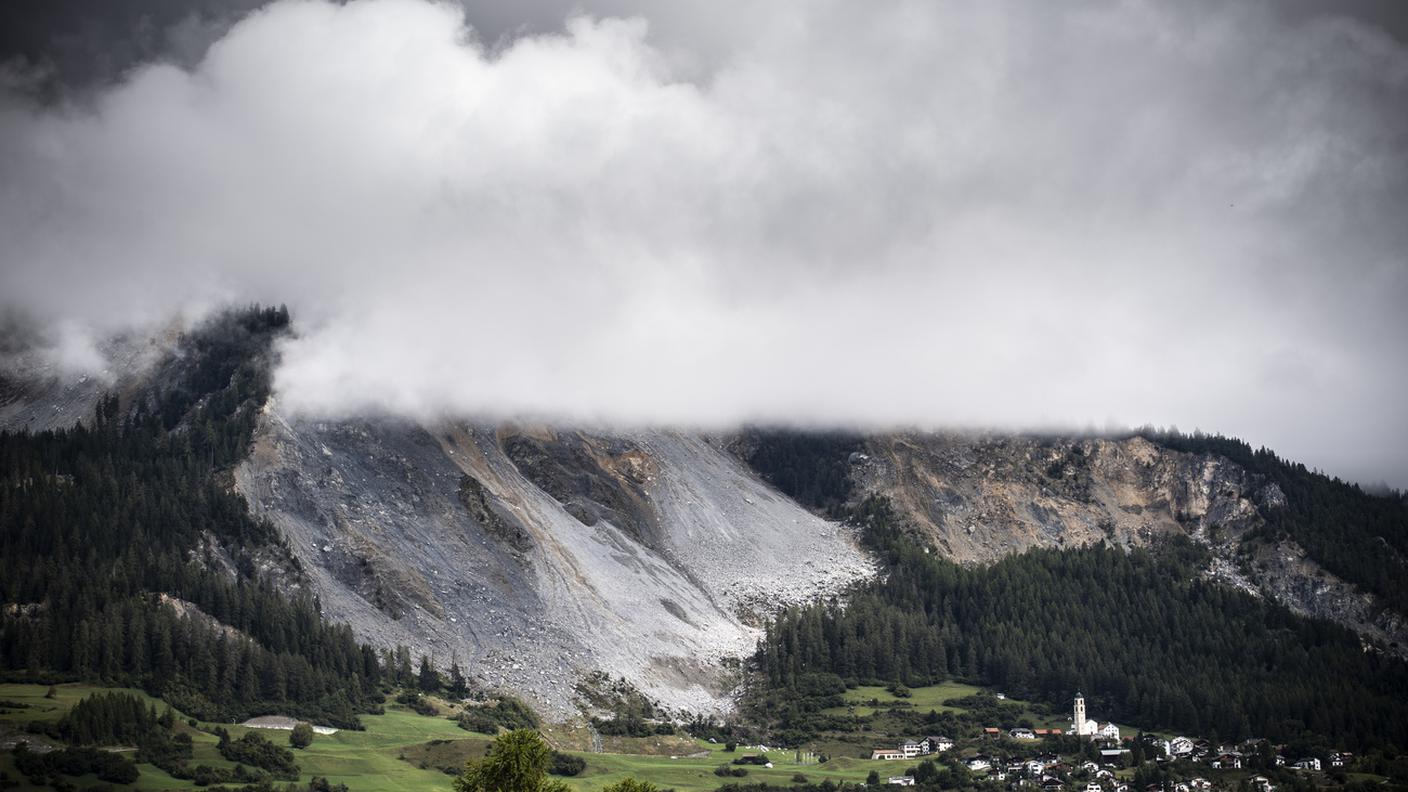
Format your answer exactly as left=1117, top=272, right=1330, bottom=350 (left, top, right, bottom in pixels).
left=854, top=432, right=1407, bottom=654
left=233, top=407, right=875, bottom=718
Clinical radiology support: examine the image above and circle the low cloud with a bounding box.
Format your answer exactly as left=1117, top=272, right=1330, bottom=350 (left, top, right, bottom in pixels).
left=1, top=0, right=1406, bottom=486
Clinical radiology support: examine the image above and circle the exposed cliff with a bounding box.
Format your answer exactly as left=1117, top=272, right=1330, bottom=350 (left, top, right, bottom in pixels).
left=851, top=432, right=1406, bottom=653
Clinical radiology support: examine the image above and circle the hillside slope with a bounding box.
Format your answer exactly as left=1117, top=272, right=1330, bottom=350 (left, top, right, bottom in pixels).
left=849, top=433, right=1407, bottom=652
left=233, top=410, right=875, bottom=717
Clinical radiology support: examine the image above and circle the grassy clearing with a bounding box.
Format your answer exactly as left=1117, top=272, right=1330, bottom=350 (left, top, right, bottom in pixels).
left=0, top=681, right=1036, bottom=792
left=828, top=681, right=986, bottom=717
left=0, top=683, right=473, bottom=792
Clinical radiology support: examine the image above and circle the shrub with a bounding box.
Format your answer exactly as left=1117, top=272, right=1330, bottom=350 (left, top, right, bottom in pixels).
left=601, top=779, right=660, bottom=792
left=455, top=696, right=539, bottom=734
left=396, top=690, right=441, bottom=717
left=290, top=722, right=315, bottom=749
left=548, top=751, right=586, bottom=776
left=218, top=731, right=300, bottom=779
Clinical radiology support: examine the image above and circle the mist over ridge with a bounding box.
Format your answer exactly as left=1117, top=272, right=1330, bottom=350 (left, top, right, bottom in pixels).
left=2, top=0, right=1407, bottom=488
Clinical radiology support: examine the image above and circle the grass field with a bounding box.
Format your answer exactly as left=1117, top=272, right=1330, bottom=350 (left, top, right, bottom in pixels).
left=0, top=680, right=1168, bottom=792
left=826, top=681, right=987, bottom=717
left=0, top=683, right=482, bottom=792
left=0, top=683, right=904, bottom=792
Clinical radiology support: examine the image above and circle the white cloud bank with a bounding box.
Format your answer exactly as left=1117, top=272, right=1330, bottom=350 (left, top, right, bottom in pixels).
left=2, top=0, right=1407, bottom=486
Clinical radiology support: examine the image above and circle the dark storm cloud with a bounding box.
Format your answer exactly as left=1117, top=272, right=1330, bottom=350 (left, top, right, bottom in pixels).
left=1, top=0, right=1406, bottom=488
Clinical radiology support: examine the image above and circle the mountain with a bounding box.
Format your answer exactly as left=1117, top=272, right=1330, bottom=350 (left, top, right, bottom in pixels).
left=3, top=309, right=1406, bottom=735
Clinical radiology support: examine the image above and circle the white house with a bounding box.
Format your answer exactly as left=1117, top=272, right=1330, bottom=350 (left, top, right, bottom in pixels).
left=926, top=736, right=954, bottom=753
left=901, top=742, right=925, bottom=759
left=1169, top=737, right=1194, bottom=757
left=966, top=757, right=992, bottom=772
left=887, top=777, right=916, bottom=786
left=1100, top=723, right=1121, bottom=741
left=1086, top=783, right=1103, bottom=792
left=1292, top=758, right=1321, bottom=772
left=872, top=749, right=905, bottom=761
left=1012, top=728, right=1038, bottom=740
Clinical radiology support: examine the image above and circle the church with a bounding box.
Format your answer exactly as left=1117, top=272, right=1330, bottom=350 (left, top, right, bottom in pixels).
left=1071, top=692, right=1120, bottom=740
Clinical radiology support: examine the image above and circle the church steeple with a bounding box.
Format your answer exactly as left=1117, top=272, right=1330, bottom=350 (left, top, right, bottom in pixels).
left=1073, top=692, right=1089, bottom=736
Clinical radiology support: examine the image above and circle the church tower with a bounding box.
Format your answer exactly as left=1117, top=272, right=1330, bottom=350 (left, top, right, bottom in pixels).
left=1073, top=692, right=1088, bottom=736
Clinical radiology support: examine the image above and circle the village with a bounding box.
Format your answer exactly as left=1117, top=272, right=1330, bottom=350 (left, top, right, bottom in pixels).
left=863, top=693, right=1355, bottom=791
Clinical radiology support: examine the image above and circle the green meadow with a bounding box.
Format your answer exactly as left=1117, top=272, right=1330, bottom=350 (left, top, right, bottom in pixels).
left=0, top=683, right=916, bottom=792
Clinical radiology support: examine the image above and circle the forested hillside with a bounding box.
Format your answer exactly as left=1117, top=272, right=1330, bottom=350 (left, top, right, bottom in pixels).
left=0, top=307, right=385, bottom=726
left=1135, top=429, right=1408, bottom=614
left=755, top=497, right=1408, bottom=750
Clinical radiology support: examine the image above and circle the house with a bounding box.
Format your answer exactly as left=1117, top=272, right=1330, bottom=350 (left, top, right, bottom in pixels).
left=1096, top=769, right=1115, bottom=780
left=1250, top=777, right=1274, bottom=792
left=1188, top=778, right=1211, bottom=791
left=901, top=741, right=925, bottom=759
left=1080, top=761, right=1099, bottom=774
left=1329, top=753, right=1353, bottom=768
left=966, top=757, right=992, bottom=772
left=1012, top=728, right=1038, bottom=740
left=1086, top=784, right=1103, bottom=792
left=925, top=736, right=954, bottom=753
left=1034, top=728, right=1062, bottom=737
left=1211, top=753, right=1242, bottom=770
left=887, top=777, right=916, bottom=786
left=1041, top=777, right=1065, bottom=792
left=1169, top=737, right=1194, bottom=757
left=1099, top=723, right=1121, bottom=741
left=872, top=749, right=905, bottom=761
left=1100, top=749, right=1129, bottom=761
left=984, top=727, right=1002, bottom=738
left=1292, top=758, right=1321, bottom=772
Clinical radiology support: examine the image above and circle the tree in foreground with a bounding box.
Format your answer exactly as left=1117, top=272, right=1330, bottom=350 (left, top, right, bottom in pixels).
left=601, top=779, right=660, bottom=792
left=455, top=729, right=569, bottom=792
left=290, top=722, right=315, bottom=749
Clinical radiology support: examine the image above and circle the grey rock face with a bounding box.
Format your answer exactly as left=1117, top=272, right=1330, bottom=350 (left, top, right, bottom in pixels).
left=234, top=411, right=876, bottom=718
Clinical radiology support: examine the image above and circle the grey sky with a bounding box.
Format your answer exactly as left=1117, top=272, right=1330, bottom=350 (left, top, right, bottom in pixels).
left=1, top=0, right=1406, bottom=488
